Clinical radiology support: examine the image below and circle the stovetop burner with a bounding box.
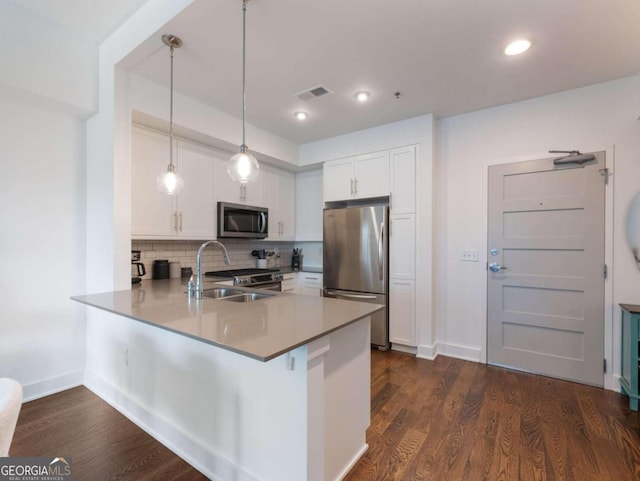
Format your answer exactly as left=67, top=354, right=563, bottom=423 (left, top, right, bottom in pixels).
left=205, top=268, right=279, bottom=278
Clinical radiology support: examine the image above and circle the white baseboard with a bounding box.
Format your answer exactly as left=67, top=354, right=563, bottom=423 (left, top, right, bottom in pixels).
left=335, top=443, right=368, bottom=481
left=22, top=370, right=84, bottom=403
left=611, top=374, right=621, bottom=393
left=390, top=343, right=417, bottom=355
left=416, top=343, right=438, bottom=360
left=83, top=368, right=259, bottom=481
left=437, top=342, right=482, bottom=362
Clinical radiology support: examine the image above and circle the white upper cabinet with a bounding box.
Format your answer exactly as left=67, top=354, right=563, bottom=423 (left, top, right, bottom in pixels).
left=323, top=151, right=390, bottom=202
left=263, top=167, right=296, bottom=240
left=215, top=158, right=264, bottom=206
left=390, top=146, right=417, bottom=213
left=132, top=127, right=176, bottom=237
left=131, top=127, right=215, bottom=240
left=295, top=169, right=323, bottom=241
left=354, top=151, right=390, bottom=199
left=175, top=141, right=216, bottom=238
left=323, top=157, right=354, bottom=201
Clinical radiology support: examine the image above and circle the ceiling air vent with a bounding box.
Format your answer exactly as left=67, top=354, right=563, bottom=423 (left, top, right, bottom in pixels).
left=294, top=85, right=333, bottom=102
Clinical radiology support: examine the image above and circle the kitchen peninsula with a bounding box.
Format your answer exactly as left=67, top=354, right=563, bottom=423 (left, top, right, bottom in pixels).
left=72, top=278, right=381, bottom=481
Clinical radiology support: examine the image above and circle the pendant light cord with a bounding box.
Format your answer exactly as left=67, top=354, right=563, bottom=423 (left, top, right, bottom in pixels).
left=169, top=44, right=175, bottom=170
left=241, top=0, right=247, bottom=149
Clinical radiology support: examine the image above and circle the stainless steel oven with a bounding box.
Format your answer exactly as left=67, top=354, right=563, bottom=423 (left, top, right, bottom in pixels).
left=252, top=281, right=282, bottom=291
left=205, top=268, right=283, bottom=291
left=218, top=202, right=268, bottom=239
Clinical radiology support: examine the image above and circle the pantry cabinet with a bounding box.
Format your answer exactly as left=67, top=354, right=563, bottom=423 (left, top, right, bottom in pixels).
left=389, top=279, right=416, bottom=346
left=131, top=127, right=215, bottom=240
left=390, top=146, right=416, bottom=213
left=323, top=151, right=389, bottom=202
left=389, top=213, right=416, bottom=279
left=389, top=145, right=418, bottom=347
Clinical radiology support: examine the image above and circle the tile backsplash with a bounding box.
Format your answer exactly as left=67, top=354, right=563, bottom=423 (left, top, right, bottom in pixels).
left=132, top=239, right=295, bottom=279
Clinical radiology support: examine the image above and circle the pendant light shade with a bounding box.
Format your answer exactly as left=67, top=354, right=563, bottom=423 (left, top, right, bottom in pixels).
left=156, top=165, right=184, bottom=195
left=229, top=147, right=259, bottom=183
left=228, top=0, right=259, bottom=184
left=157, top=34, right=184, bottom=195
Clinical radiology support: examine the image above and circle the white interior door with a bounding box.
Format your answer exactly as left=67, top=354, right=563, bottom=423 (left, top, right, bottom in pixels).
left=487, top=152, right=605, bottom=386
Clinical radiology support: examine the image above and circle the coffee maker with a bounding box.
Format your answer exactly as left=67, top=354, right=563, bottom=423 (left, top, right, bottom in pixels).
left=131, top=250, right=146, bottom=284
left=291, top=248, right=302, bottom=271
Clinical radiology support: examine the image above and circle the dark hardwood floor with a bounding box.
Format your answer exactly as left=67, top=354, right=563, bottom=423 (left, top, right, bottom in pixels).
left=345, top=350, right=640, bottom=481
left=11, top=351, right=640, bottom=481
left=11, top=386, right=207, bottom=481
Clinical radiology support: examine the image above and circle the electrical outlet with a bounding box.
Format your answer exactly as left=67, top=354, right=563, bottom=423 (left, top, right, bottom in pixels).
left=461, top=250, right=479, bottom=262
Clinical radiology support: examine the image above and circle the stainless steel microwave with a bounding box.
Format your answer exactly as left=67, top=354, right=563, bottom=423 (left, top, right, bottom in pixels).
left=217, top=202, right=268, bottom=239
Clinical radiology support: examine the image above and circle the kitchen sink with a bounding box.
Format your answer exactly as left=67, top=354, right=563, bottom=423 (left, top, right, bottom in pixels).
left=223, top=292, right=276, bottom=303
left=200, top=287, right=276, bottom=302
left=201, top=288, right=244, bottom=299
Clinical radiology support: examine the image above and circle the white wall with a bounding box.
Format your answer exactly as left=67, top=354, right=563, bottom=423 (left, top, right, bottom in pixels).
left=0, top=92, right=87, bottom=400
left=0, top=1, right=96, bottom=400
left=0, top=1, right=97, bottom=116
left=436, top=75, right=640, bottom=386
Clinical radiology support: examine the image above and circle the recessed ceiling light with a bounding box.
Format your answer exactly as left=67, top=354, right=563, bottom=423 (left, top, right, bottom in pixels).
left=504, top=39, right=531, bottom=56
left=355, top=91, right=370, bottom=102
left=294, top=111, right=308, bottom=121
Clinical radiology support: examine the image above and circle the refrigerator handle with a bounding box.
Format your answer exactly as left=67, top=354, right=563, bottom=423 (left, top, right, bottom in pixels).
left=378, top=221, right=384, bottom=280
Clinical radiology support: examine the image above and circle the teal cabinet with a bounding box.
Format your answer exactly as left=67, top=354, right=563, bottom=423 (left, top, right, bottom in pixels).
left=620, top=304, right=640, bottom=411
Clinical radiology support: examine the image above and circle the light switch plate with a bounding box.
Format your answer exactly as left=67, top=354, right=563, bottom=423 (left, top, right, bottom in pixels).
left=461, top=250, right=479, bottom=262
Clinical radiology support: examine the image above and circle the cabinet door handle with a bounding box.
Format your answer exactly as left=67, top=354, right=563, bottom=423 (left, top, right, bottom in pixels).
left=173, top=211, right=178, bottom=232
left=350, top=178, right=354, bottom=195
left=305, top=276, right=318, bottom=280
left=178, top=211, right=183, bottom=232
left=354, top=178, right=358, bottom=195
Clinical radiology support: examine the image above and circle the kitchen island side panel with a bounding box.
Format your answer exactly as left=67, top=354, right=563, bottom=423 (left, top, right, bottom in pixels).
left=84, top=307, right=308, bottom=481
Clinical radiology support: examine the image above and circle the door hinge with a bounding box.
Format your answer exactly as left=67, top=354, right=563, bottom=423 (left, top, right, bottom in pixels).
left=604, top=264, right=608, bottom=279
left=599, top=168, right=610, bottom=185
left=603, top=358, right=607, bottom=373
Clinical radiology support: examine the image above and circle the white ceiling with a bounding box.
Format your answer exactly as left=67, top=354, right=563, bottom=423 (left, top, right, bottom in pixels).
left=17, top=0, right=640, bottom=145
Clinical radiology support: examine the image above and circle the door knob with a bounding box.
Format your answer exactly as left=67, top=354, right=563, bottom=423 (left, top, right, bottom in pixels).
left=489, top=263, right=507, bottom=272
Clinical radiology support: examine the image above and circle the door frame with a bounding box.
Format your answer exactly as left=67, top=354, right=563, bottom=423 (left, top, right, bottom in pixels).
left=479, top=145, right=615, bottom=389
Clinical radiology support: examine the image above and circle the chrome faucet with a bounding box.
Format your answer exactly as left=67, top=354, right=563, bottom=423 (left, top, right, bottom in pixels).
left=193, top=240, right=231, bottom=299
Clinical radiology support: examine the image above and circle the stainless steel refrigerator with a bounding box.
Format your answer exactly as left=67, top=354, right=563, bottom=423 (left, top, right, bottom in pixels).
left=323, top=205, right=389, bottom=349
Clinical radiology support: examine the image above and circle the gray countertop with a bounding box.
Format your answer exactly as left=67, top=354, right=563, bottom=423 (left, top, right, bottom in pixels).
left=72, top=278, right=379, bottom=362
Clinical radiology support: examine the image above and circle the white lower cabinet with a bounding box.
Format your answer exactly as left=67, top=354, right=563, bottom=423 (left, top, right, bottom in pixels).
left=389, top=279, right=416, bottom=346
left=281, top=272, right=297, bottom=293
left=297, top=272, right=323, bottom=296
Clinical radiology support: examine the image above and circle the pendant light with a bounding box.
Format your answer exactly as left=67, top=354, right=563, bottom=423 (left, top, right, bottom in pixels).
left=156, top=34, right=184, bottom=195
left=228, top=0, right=259, bottom=184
